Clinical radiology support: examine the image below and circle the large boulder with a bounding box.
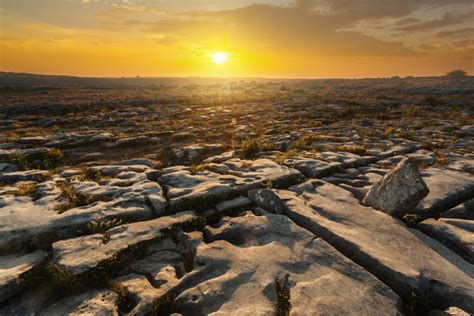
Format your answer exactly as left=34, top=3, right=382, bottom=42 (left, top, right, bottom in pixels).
left=363, top=158, right=429, bottom=215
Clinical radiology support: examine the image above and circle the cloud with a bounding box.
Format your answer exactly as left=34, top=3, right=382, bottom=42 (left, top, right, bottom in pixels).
left=395, top=10, right=474, bottom=32
left=293, top=0, right=473, bottom=20
left=434, top=27, right=474, bottom=38
left=146, top=5, right=415, bottom=58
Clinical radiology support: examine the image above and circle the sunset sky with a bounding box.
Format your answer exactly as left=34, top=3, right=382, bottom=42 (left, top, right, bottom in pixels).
left=0, top=0, right=473, bottom=78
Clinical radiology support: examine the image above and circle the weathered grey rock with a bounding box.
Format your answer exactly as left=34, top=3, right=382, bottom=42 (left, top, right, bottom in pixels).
left=284, top=156, right=342, bottom=178
left=159, top=158, right=302, bottom=211
left=116, top=158, right=158, bottom=169
left=52, top=212, right=196, bottom=276
left=442, top=199, right=474, bottom=220
left=458, top=125, right=474, bottom=137
left=111, top=232, right=203, bottom=315
left=444, top=154, right=474, bottom=174
left=248, top=189, right=284, bottom=214
left=115, top=272, right=178, bottom=316
left=418, top=218, right=474, bottom=263
left=215, top=196, right=252, bottom=213
left=114, top=135, right=158, bottom=147
left=40, top=290, right=120, bottom=316
left=169, top=213, right=402, bottom=315
left=363, top=158, right=429, bottom=215
left=71, top=169, right=166, bottom=213
left=0, top=163, right=167, bottom=253
left=279, top=180, right=474, bottom=312
left=203, top=151, right=235, bottom=163
left=376, top=144, right=418, bottom=159
left=406, top=149, right=436, bottom=165
left=0, top=250, right=48, bottom=303
left=174, top=144, right=224, bottom=164
left=0, top=163, right=18, bottom=173
left=0, top=147, right=50, bottom=161
left=315, top=151, right=378, bottom=168
left=0, top=170, right=49, bottom=184
left=416, top=168, right=474, bottom=218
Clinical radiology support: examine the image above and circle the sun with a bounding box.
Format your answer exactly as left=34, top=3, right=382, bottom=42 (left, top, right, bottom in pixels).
left=211, top=52, right=228, bottom=64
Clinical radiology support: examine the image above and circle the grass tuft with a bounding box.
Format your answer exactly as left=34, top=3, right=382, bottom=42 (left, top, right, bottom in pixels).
left=55, top=182, right=88, bottom=213
left=13, top=183, right=39, bottom=199
left=9, top=148, right=64, bottom=170
left=239, top=137, right=274, bottom=159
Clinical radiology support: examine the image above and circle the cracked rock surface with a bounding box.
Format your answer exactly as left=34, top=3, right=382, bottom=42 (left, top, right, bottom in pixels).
left=1, top=78, right=473, bottom=314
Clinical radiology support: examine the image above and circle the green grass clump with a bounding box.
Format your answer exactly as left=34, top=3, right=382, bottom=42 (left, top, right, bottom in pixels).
left=261, top=180, right=273, bottom=189
left=239, top=137, right=274, bottom=159
left=55, top=183, right=88, bottom=213
left=402, top=106, right=422, bottom=118
left=334, top=144, right=367, bottom=156
left=274, top=149, right=298, bottom=164
left=87, top=219, right=124, bottom=235
left=73, top=168, right=105, bottom=183
left=190, top=163, right=209, bottom=174
left=9, top=148, right=64, bottom=170
left=288, top=134, right=316, bottom=150
left=13, top=183, right=38, bottom=199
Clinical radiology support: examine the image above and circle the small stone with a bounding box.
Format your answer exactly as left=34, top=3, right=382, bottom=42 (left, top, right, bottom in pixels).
left=248, top=189, right=284, bottom=214
left=428, top=306, right=470, bottom=316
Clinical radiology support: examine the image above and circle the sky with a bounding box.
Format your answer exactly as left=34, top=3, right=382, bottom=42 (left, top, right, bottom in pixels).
left=0, top=0, right=473, bottom=78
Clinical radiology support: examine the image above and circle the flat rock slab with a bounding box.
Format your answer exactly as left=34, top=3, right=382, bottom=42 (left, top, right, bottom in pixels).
left=169, top=213, right=402, bottom=315
left=442, top=199, right=474, bottom=220
left=284, top=156, right=342, bottom=178
left=0, top=250, right=48, bottom=303
left=418, top=218, right=474, bottom=264
left=39, top=289, right=120, bottom=316
left=0, top=170, right=49, bottom=184
left=278, top=180, right=474, bottom=312
left=444, top=154, right=474, bottom=174
left=52, top=212, right=196, bottom=276
left=314, top=151, right=378, bottom=168
left=0, top=187, right=154, bottom=254
left=416, top=168, right=474, bottom=217
left=0, top=164, right=166, bottom=253
left=159, top=158, right=302, bottom=211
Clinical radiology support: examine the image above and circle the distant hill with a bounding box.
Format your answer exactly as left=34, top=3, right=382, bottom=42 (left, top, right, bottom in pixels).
left=0, top=72, right=297, bottom=88
left=0, top=71, right=472, bottom=90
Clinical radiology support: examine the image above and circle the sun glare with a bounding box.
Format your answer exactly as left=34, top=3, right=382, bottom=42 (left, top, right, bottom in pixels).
left=211, top=52, right=228, bottom=64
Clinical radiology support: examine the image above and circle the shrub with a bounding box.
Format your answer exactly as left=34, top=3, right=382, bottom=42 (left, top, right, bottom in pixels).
left=446, top=69, right=467, bottom=80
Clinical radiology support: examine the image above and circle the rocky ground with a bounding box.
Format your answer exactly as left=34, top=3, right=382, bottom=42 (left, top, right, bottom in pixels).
left=0, top=77, right=473, bottom=315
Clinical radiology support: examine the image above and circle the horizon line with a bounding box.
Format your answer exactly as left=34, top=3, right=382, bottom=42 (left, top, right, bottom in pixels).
left=2, top=70, right=472, bottom=81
